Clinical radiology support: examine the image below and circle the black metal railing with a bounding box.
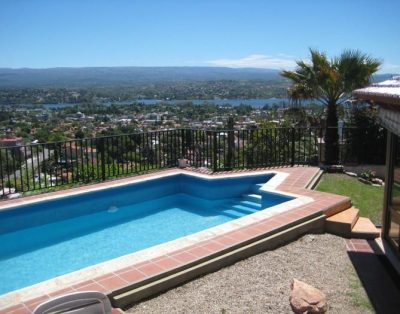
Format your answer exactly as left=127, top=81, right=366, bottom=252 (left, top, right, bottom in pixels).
left=0, top=127, right=386, bottom=197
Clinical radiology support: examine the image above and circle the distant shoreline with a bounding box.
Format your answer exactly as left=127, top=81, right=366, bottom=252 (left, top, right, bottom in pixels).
left=0, top=98, right=318, bottom=109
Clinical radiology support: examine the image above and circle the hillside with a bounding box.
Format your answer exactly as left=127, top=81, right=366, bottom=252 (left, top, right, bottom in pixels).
left=0, top=67, right=283, bottom=88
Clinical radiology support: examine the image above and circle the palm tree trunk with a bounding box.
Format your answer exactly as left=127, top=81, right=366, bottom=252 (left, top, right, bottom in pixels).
left=324, top=102, right=339, bottom=165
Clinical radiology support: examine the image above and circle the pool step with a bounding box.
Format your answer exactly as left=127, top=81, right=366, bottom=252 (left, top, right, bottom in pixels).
left=242, top=193, right=262, bottom=203
left=251, top=184, right=265, bottom=193
left=219, top=204, right=252, bottom=216
left=325, top=207, right=380, bottom=239
left=238, top=200, right=262, bottom=209
left=218, top=193, right=263, bottom=217
left=232, top=204, right=260, bottom=213
left=221, top=204, right=259, bottom=216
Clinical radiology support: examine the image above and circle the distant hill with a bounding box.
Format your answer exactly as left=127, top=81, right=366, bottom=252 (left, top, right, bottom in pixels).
left=0, top=67, right=283, bottom=88
left=372, top=73, right=399, bottom=82
left=0, top=66, right=396, bottom=89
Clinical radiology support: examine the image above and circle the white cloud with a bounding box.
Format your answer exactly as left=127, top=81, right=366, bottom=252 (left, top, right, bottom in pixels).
left=206, top=54, right=297, bottom=70
left=381, top=62, right=400, bottom=73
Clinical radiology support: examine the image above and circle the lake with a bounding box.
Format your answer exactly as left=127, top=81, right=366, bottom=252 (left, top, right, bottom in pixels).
left=16, top=98, right=315, bottom=109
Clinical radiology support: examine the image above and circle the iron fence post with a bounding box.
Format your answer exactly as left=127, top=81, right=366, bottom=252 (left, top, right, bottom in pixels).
left=99, top=138, right=106, bottom=181
left=180, top=129, right=185, bottom=159
left=318, top=127, right=323, bottom=165
left=291, top=127, right=295, bottom=166
left=213, top=131, right=218, bottom=172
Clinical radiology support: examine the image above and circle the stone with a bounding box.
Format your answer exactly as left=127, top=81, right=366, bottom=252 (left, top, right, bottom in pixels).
left=345, top=171, right=358, bottom=177
left=177, top=158, right=188, bottom=168
left=6, top=193, right=21, bottom=199
left=290, top=279, right=327, bottom=314
left=301, top=235, right=315, bottom=244
left=358, top=177, right=372, bottom=185
left=371, top=178, right=384, bottom=185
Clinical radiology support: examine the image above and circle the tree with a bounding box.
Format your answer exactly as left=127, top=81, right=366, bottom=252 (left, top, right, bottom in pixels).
left=281, top=49, right=380, bottom=164
left=48, top=132, right=66, bottom=142
left=282, top=107, right=309, bottom=127
left=347, top=104, right=386, bottom=164
left=75, top=129, right=85, bottom=139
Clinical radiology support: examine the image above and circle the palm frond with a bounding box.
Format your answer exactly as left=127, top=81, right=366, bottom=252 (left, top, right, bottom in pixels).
left=280, top=48, right=381, bottom=106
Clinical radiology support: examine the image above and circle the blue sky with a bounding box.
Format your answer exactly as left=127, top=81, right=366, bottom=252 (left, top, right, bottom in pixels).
left=1, top=0, right=399, bottom=73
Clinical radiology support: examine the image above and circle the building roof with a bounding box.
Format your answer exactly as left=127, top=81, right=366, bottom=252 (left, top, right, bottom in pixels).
left=353, top=76, right=400, bottom=106
left=0, top=137, right=23, bottom=142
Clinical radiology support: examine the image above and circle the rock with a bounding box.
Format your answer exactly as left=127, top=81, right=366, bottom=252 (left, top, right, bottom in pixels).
left=324, top=165, right=344, bottom=173
left=301, top=235, right=315, bottom=243
left=177, top=158, right=188, bottom=168
left=371, top=178, right=384, bottom=185
left=290, top=279, right=327, bottom=314
left=358, top=177, right=372, bottom=185
left=6, top=193, right=21, bottom=199
left=345, top=171, right=358, bottom=177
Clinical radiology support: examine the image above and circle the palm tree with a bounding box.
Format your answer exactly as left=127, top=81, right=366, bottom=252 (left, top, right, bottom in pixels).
left=281, top=49, right=381, bottom=165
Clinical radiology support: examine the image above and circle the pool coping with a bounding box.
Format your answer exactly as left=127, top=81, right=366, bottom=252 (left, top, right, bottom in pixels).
left=0, top=167, right=351, bottom=313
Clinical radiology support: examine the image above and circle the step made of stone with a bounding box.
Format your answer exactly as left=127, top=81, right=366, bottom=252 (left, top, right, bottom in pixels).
left=326, top=207, right=360, bottom=236
left=324, top=199, right=352, bottom=217
left=351, top=217, right=380, bottom=239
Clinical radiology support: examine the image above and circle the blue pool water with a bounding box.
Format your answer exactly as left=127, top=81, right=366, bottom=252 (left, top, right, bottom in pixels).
left=0, top=173, right=292, bottom=294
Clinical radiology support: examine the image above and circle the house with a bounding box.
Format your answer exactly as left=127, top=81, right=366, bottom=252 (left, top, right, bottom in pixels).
left=0, top=137, right=23, bottom=147
left=353, top=76, right=400, bottom=267
left=60, top=143, right=97, bottom=163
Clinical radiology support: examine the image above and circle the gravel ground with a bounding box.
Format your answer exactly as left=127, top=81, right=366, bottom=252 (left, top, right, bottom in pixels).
left=126, top=234, right=373, bottom=314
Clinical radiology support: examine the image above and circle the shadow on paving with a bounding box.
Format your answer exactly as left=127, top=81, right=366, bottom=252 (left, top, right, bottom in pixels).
left=348, top=245, right=400, bottom=314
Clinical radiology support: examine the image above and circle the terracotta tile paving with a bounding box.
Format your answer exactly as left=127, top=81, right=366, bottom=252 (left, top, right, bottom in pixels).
left=0, top=304, right=27, bottom=314
left=118, top=269, right=146, bottom=284
left=151, top=256, right=182, bottom=270
left=346, top=239, right=376, bottom=254
left=0, top=166, right=354, bottom=313
left=94, top=273, right=117, bottom=282
left=96, top=276, right=128, bottom=291
left=186, top=246, right=213, bottom=259
left=169, top=251, right=198, bottom=264
left=71, top=279, right=95, bottom=290
left=199, top=239, right=226, bottom=252
left=47, top=287, right=75, bottom=298
left=24, top=295, right=51, bottom=312
left=136, top=263, right=165, bottom=277
left=114, top=266, right=135, bottom=276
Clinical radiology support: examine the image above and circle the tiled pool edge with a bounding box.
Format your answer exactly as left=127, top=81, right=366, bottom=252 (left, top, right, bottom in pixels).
left=0, top=167, right=351, bottom=313
left=0, top=169, right=303, bottom=302
left=112, top=215, right=326, bottom=309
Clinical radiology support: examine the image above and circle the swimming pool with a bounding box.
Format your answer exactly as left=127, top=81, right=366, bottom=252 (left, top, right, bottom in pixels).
left=0, top=172, right=293, bottom=294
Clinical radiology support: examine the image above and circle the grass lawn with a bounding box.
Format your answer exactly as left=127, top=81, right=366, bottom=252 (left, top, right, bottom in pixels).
left=316, top=173, right=384, bottom=224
